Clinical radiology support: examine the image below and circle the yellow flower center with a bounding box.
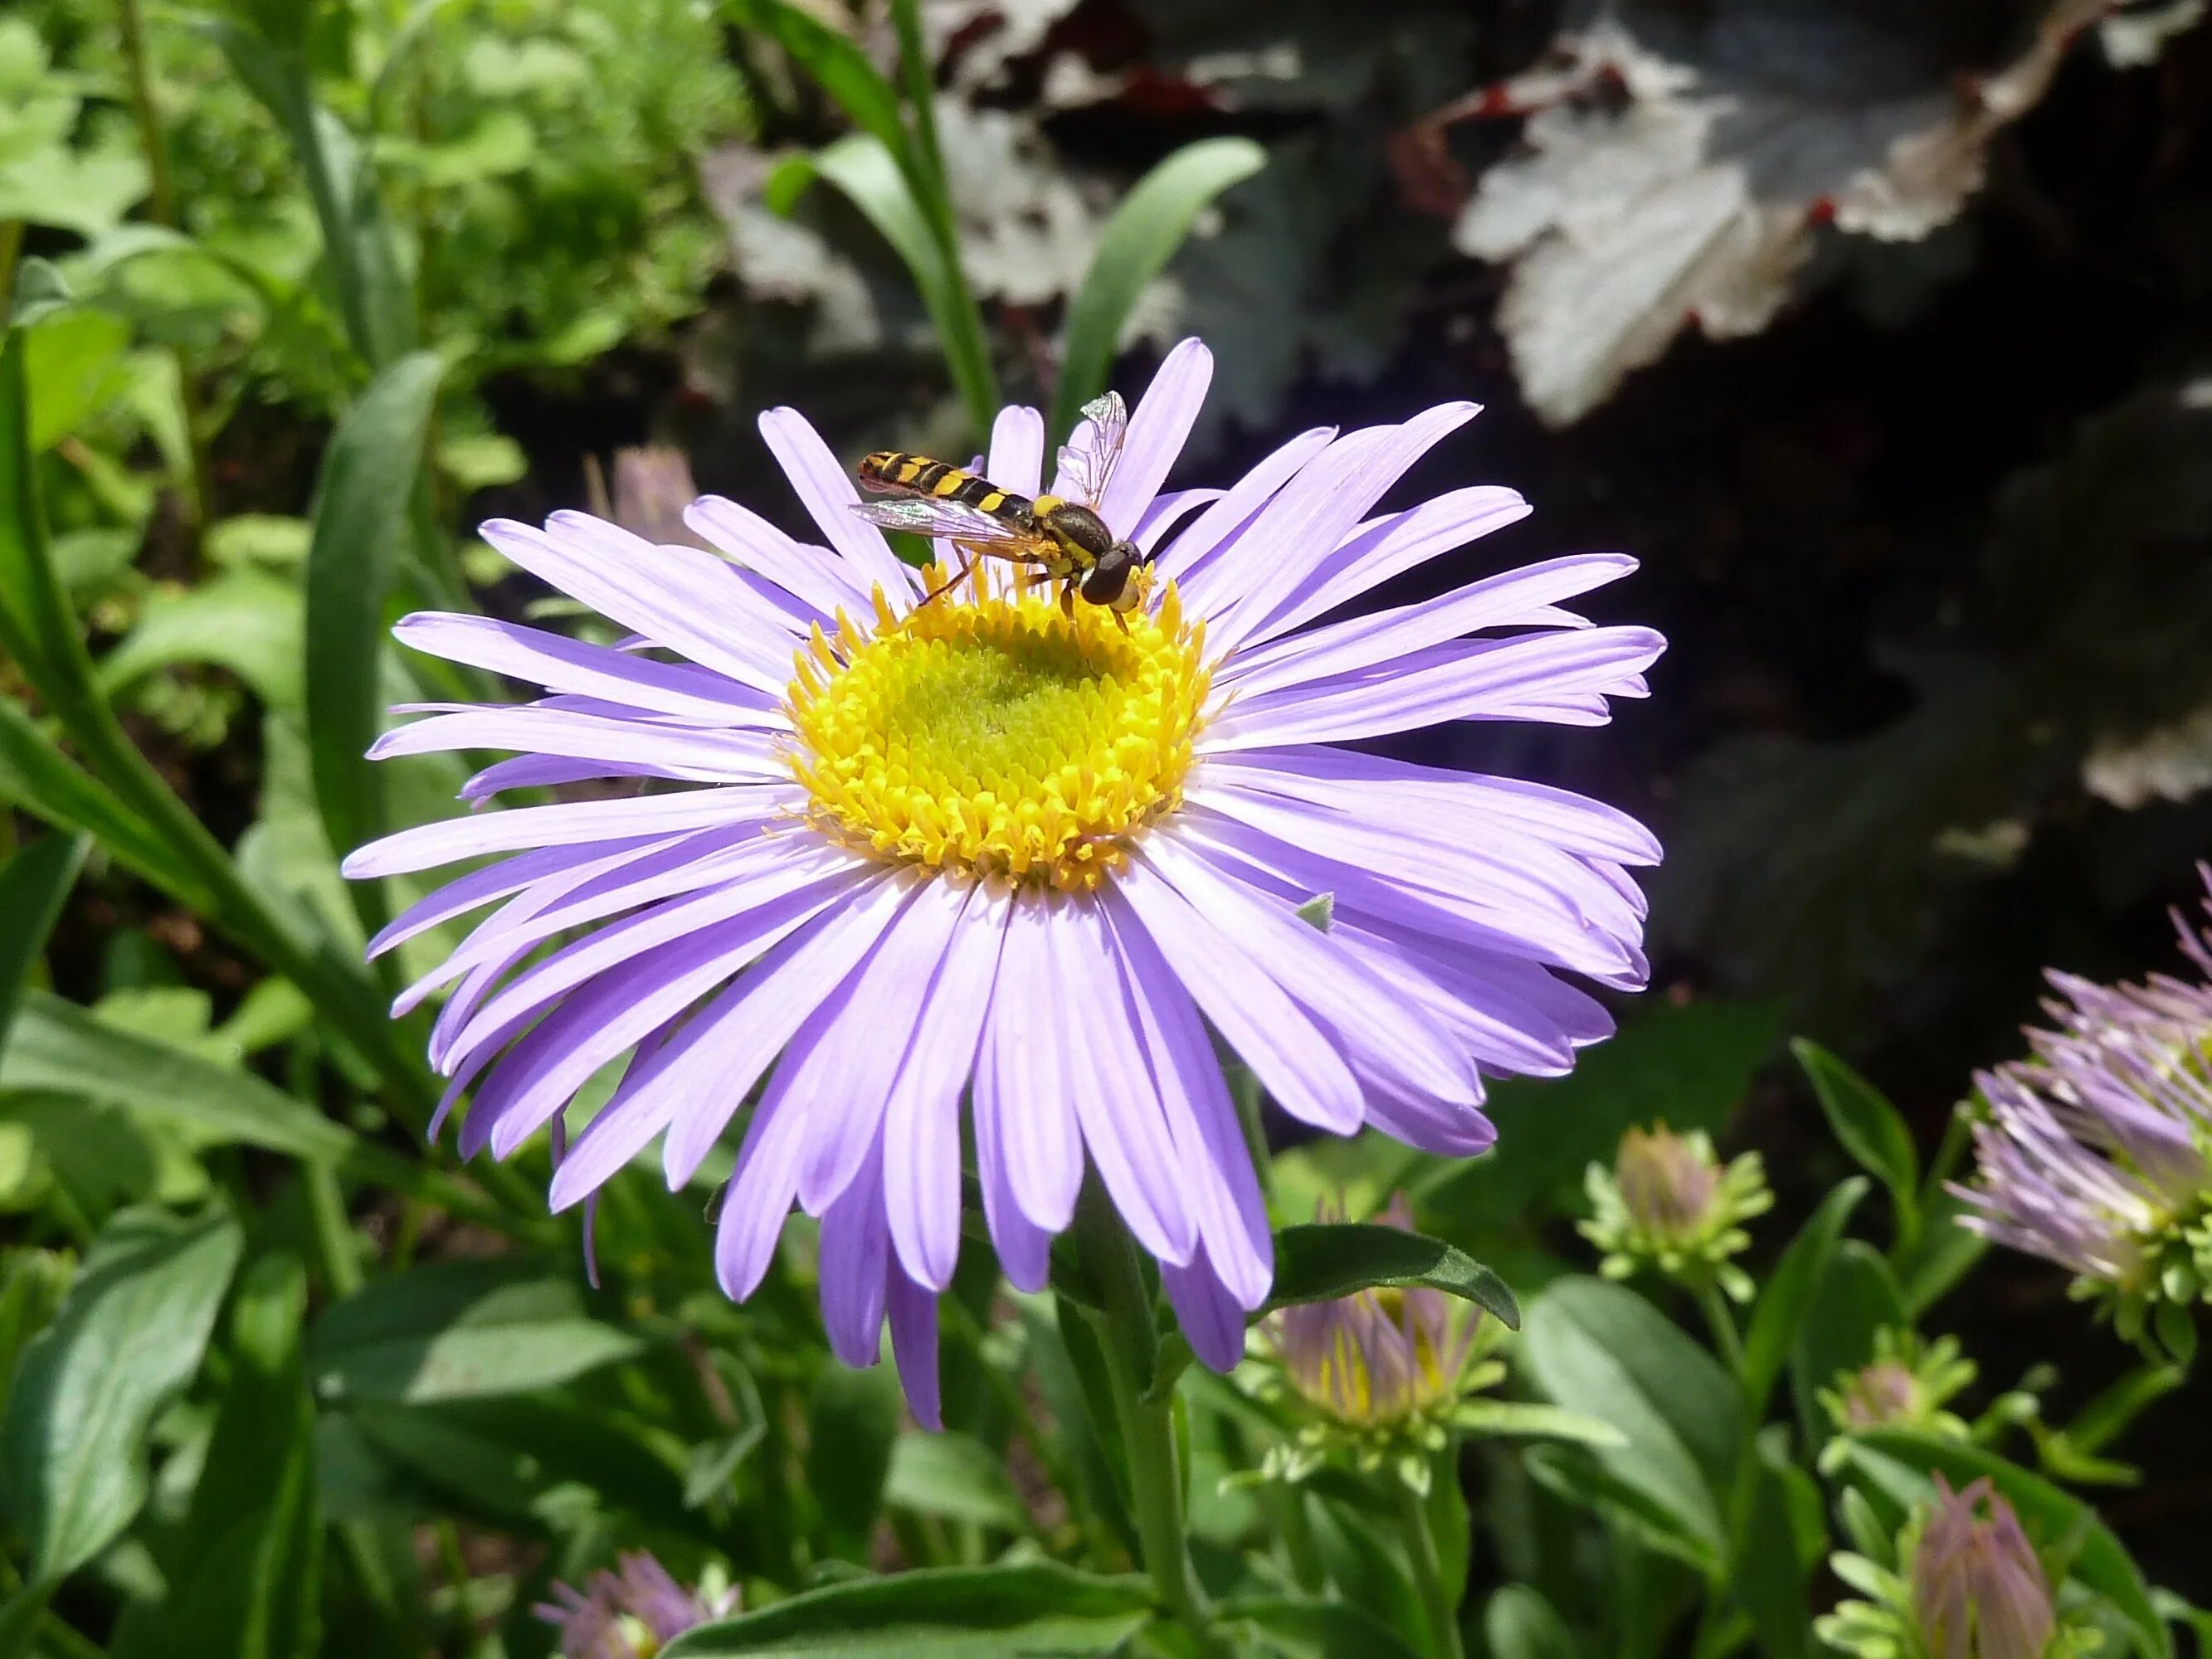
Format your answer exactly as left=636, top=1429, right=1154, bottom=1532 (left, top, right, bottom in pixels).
left=785, top=576, right=1209, bottom=893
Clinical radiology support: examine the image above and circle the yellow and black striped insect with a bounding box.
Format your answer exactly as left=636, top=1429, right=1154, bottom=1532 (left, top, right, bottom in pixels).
left=850, top=392, right=1152, bottom=618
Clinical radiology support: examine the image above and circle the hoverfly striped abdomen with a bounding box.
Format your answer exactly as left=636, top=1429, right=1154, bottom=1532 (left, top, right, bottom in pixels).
left=858, top=451, right=1027, bottom=523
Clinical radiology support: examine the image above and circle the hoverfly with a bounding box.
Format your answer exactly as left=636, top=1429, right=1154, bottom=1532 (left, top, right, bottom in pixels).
left=850, top=392, right=1152, bottom=620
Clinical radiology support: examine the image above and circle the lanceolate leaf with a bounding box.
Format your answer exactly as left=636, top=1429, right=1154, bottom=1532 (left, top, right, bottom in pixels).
left=0, top=834, right=86, bottom=1050
left=1742, top=1176, right=1869, bottom=1415
left=1223, top=1596, right=1426, bottom=1659
left=1794, top=1040, right=1921, bottom=1243
left=0, top=699, right=205, bottom=904
left=147, top=1255, right=322, bottom=1659
left=0, top=1206, right=243, bottom=1582
left=1265, top=1222, right=1520, bottom=1329
left=304, top=349, right=446, bottom=938
left=792, top=135, right=999, bottom=444
left=1053, top=138, right=1266, bottom=442
left=661, top=1564, right=1156, bottom=1657
left=1521, top=1277, right=1741, bottom=1560
left=308, top=1258, right=642, bottom=1404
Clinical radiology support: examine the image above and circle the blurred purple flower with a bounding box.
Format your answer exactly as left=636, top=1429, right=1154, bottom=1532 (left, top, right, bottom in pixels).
left=347, top=338, right=1662, bottom=1419
left=1910, top=1477, right=2056, bottom=1659
left=535, top=1552, right=729, bottom=1658
left=1957, top=868, right=2212, bottom=1311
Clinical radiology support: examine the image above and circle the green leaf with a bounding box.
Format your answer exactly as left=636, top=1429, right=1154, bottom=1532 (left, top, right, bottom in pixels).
left=1789, top=1241, right=1907, bottom=1439
left=1520, top=1443, right=1716, bottom=1574
left=308, top=1258, right=642, bottom=1404
left=1793, top=1040, right=1920, bottom=1243
left=1734, top=1448, right=1814, bottom=1659
left=97, top=569, right=305, bottom=713
left=806, top=1363, right=904, bottom=1559
left=662, top=1563, right=1155, bottom=1657
left=1895, top=1194, right=1989, bottom=1316
left=1448, top=1399, right=1627, bottom=1449
left=1416, top=1000, right=1778, bottom=1229
left=1266, top=1222, right=1519, bottom=1329
left=132, top=1254, right=322, bottom=1659
left=338, top=1394, right=699, bottom=1540
left=6, top=258, right=74, bottom=330
left=1051, top=137, right=1266, bottom=441
left=4, top=987, right=339, bottom=1160
left=305, top=349, right=445, bottom=935
left=202, top=17, right=415, bottom=370
left=21, top=308, right=133, bottom=451
left=724, top=0, right=907, bottom=163
left=1224, top=1595, right=1425, bottom=1659
left=1846, top=1433, right=2170, bottom=1659
left=0, top=834, right=85, bottom=1050
left=789, top=135, right=999, bottom=445
left=884, top=1432, right=1026, bottom=1531
left=1483, top=1585, right=1577, bottom=1659
left=1520, top=1277, right=1742, bottom=1561
left=0, top=700, right=203, bottom=903
left=0, top=1206, right=242, bottom=1581
left=1742, top=1176, right=1869, bottom=1416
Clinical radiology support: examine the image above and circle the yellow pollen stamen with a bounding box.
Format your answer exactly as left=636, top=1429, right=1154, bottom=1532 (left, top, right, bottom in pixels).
left=785, top=572, right=1210, bottom=893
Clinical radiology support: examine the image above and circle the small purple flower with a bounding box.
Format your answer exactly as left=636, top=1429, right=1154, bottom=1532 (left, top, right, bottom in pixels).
left=535, top=1552, right=729, bottom=1658
left=1956, top=868, right=2212, bottom=1326
left=347, top=339, right=1662, bottom=1418
left=1910, top=1477, right=2056, bottom=1659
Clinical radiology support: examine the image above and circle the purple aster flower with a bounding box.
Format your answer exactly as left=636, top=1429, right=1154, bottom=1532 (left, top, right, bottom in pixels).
left=1956, top=868, right=2212, bottom=1321
left=535, top=1551, right=729, bottom=1658
left=345, top=338, right=1663, bottom=1422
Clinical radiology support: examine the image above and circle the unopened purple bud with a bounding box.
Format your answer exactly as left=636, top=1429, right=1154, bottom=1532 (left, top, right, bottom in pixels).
left=1615, top=1124, right=1719, bottom=1239
left=1910, top=1477, right=2056, bottom=1659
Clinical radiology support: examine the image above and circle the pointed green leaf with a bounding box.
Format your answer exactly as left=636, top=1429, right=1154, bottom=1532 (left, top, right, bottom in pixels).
left=1742, top=1175, right=1869, bottom=1415
left=1052, top=138, right=1266, bottom=441
left=0, top=1206, right=242, bottom=1580
left=1224, top=1595, right=1425, bottom=1659
left=308, top=1258, right=641, bottom=1404
left=1794, top=1040, right=1920, bottom=1242
left=662, top=1563, right=1154, bottom=1657
left=1521, top=1277, right=1741, bottom=1559
left=0, top=834, right=85, bottom=1050
left=1483, top=1585, right=1576, bottom=1659
left=139, top=1254, right=322, bottom=1659
left=1266, top=1222, right=1518, bottom=1329
left=305, top=349, right=444, bottom=935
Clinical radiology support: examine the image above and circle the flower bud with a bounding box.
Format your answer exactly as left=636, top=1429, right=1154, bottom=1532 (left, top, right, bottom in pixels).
left=1909, top=1478, right=2056, bottom=1659
left=1581, top=1124, right=1771, bottom=1300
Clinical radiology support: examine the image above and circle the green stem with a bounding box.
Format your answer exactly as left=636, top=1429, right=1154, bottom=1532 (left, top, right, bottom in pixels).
left=1695, top=1282, right=1746, bottom=1379
left=885, top=0, right=999, bottom=443
left=1076, top=1187, right=1218, bottom=1649
left=1394, top=1478, right=1466, bottom=1659
left=0, top=221, right=22, bottom=313
left=308, top=1160, right=366, bottom=1298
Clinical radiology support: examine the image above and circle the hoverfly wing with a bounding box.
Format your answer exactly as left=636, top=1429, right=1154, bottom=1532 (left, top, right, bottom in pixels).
left=848, top=497, right=1033, bottom=545
left=1053, top=390, right=1128, bottom=512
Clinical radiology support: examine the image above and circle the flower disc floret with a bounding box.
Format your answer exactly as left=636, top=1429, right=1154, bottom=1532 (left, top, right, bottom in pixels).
left=786, top=578, right=1209, bottom=893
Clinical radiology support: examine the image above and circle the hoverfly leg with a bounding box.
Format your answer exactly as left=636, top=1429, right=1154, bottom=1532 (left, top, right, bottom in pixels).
left=1060, top=581, right=1077, bottom=621
left=918, top=549, right=977, bottom=608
